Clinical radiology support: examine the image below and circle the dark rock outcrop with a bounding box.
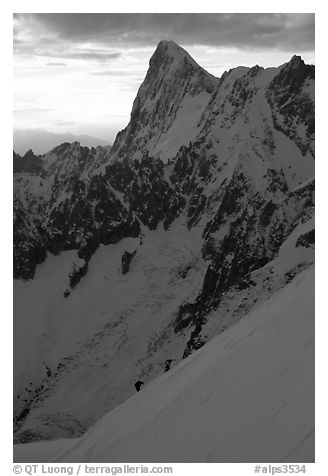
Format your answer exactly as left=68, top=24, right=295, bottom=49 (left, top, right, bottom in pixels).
left=121, top=250, right=137, bottom=275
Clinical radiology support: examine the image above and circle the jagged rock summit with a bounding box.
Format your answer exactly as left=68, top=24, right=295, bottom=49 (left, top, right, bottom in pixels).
left=111, top=40, right=217, bottom=163
left=150, top=40, right=201, bottom=68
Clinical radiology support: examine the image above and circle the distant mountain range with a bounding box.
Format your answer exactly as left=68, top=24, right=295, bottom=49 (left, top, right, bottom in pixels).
left=13, top=129, right=111, bottom=155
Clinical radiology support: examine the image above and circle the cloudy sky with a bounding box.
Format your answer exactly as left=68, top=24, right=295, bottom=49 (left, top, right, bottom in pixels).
left=13, top=13, right=315, bottom=143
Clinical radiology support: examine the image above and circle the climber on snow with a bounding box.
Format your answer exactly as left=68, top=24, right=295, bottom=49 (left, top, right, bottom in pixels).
left=164, top=358, right=175, bottom=372
left=134, top=380, right=144, bottom=392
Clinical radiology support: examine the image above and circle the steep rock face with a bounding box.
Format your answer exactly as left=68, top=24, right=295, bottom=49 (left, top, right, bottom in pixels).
left=46, top=173, right=140, bottom=259
left=266, top=56, right=315, bottom=157
left=13, top=173, right=50, bottom=279
left=13, top=41, right=315, bottom=441
left=176, top=178, right=314, bottom=357
left=13, top=143, right=141, bottom=280
left=13, top=196, right=47, bottom=280
left=105, top=155, right=185, bottom=230
left=111, top=40, right=217, bottom=163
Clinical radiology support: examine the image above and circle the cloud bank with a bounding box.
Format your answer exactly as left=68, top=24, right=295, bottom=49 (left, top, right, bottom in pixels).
left=14, top=13, right=314, bottom=62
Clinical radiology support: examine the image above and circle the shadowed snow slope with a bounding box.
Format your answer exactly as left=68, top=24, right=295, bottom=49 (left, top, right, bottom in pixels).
left=13, top=42, right=315, bottom=454
left=14, top=265, right=314, bottom=463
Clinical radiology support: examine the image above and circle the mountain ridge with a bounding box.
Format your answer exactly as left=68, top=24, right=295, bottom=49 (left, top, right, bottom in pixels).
left=13, top=129, right=111, bottom=156
left=13, top=41, right=315, bottom=446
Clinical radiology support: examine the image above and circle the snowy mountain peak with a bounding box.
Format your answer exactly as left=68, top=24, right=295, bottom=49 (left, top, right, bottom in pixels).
left=150, top=40, right=200, bottom=70
left=145, top=39, right=214, bottom=87
left=153, top=39, right=185, bottom=56
left=110, top=41, right=216, bottom=162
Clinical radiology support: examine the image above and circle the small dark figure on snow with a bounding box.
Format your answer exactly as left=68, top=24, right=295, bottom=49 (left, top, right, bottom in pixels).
left=164, top=359, right=175, bottom=372
left=134, top=380, right=144, bottom=392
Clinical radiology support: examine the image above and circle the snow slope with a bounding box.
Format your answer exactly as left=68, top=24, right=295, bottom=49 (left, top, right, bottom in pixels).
left=13, top=221, right=207, bottom=438
left=14, top=265, right=314, bottom=463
